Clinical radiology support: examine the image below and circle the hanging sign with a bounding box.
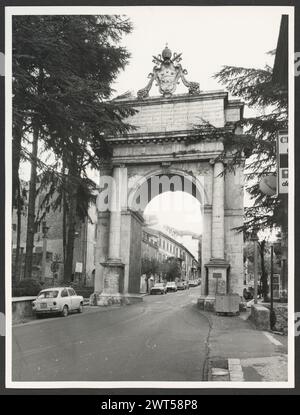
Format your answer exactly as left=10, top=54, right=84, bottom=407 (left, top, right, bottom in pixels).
left=277, top=131, right=288, bottom=194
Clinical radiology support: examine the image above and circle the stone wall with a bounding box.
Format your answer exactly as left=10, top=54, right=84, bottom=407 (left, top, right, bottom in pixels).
left=129, top=213, right=143, bottom=294
left=12, top=296, right=36, bottom=323
left=120, top=210, right=143, bottom=294
left=123, top=92, right=228, bottom=133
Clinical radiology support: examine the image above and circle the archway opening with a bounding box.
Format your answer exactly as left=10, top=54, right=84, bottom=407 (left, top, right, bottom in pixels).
left=140, top=188, right=203, bottom=293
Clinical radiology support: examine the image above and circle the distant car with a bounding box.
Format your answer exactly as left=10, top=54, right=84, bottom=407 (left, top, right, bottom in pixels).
left=32, top=287, right=84, bottom=318
left=150, top=283, right=167, bottom=295
left=177, top=280, right=188, bottom=290
left=188, top=280, right=198, bottom=288
left=166, top=281, right=177, bottom=292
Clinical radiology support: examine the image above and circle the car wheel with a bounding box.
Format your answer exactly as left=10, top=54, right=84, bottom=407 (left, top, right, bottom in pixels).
left=61, top=305, right=68, bottom=317
left=78, top=303, right=83, bottom=313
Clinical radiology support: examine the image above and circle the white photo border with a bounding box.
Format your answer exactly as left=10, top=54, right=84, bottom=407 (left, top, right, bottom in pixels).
left=5, top=5, right=295, bottom=390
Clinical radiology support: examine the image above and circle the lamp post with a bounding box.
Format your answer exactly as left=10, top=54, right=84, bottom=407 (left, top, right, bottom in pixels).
left=41, top=221, right=49, bottom=282
left=250, top=230, right=259, bottom=304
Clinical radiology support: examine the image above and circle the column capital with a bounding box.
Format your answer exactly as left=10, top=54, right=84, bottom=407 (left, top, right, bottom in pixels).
left=113, top=163, right=126, bottom=169
left=210, top=158, right=225, bottom=166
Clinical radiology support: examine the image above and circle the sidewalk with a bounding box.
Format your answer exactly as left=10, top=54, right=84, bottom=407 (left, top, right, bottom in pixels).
left=203, top=310, right=288, bottom=382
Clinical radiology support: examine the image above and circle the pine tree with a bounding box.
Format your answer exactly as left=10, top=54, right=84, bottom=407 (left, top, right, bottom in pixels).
left=213, top=63, right=287, bottom=234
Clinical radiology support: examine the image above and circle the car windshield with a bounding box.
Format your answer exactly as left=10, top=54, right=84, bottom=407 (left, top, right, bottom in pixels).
left=154, top=283, right=164, bottom=287
left=37, top=290, right=59, bottom=299
left=167, top=282, right=175, bottom=286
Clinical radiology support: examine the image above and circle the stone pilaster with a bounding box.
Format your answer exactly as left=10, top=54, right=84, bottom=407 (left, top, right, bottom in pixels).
left=211, top=160, right=225, bottom=259
left=94, top=211, right=110, bottom=293
left=201, top=204, right=212, bottom=296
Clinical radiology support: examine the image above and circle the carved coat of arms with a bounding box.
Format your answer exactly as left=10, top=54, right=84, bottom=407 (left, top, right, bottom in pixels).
left=137, top=45, right=200, bottom=99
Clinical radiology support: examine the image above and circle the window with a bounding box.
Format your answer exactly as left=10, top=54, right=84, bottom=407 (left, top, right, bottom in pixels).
left=12, top=224, right=17, bottom=231
left=61, top=289, right=69, bottom=298
left=68, top=288, right=75, bottom=296
left=37, top=290, right=58, bottom=299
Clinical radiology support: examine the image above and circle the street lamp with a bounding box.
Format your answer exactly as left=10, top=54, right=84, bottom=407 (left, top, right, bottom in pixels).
left=250, top=230, right=259, bottom=305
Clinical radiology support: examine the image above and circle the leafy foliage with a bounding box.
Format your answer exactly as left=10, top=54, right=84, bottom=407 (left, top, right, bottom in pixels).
left=12, top=278, right=42, bottom=297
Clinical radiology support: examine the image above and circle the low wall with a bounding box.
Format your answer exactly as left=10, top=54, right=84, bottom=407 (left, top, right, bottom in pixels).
left=12, top=296, right=36, bottom=323
left=250, top=304, right=270, bottom=330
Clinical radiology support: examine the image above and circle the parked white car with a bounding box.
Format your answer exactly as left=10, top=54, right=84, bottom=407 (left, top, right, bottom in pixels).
left=32, top=287, right=84, bottom=318
left=165, top=281, right=177, bottom=292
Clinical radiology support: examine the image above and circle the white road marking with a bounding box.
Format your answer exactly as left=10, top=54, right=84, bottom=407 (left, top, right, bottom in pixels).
left=263, top=331, right=283, bottom=346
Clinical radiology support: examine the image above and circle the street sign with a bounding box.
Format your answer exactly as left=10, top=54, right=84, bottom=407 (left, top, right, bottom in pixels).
left=213, top=273, right=222, bottom=279
left=277, top=131, right=288, bottom=194
left=75, top=262, right=83, bottom=273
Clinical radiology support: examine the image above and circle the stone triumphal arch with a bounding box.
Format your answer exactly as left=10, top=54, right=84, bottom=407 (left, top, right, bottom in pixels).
left=92, top=46, right=245, bottom=309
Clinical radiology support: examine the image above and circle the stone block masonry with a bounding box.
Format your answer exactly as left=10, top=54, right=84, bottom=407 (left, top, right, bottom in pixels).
left=93, top=89, right=245, bottom=305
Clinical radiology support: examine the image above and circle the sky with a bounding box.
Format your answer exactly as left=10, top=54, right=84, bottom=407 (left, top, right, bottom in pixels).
left=113, top=6, right=282, bottom=98
left=18, top=6, right=285, bottom=243
left=110, top=6, right=283, bottom=237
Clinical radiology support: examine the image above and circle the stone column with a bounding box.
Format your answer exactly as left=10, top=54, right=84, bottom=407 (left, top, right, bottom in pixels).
left=211, top=160, right=225, bottom=259
left=95, top=166, right=126, bottom=305
left=107, top=166, right=123, bottom=261
left=94, top=211, right=110, bottom=293
left=201, top=159, right=230, bottom=311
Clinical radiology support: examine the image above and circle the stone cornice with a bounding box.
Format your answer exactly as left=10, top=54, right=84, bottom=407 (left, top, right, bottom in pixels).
left=111, top=151, right=223, bottom=166
left=107, top=125, right=237, bottom=146
left=114, top=90, right=229, bottom=107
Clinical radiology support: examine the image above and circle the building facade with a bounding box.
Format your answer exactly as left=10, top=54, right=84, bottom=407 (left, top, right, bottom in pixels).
left=12, top=185, right=97, bottom=287
left=141, top=227, right=199, bottom=281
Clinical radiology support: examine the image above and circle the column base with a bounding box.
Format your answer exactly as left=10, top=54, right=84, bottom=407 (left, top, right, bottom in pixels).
left=89, top=292, right=144, bottom=307
left=197, top=295, right=216, bottom=311
left=101, top=259, right=124, bottom=294
left=205, top=258, right=230, bottom=295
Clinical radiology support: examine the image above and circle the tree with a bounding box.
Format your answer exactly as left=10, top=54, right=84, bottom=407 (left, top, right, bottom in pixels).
left=12, top=15, right=136, bottom=281
left=165, top=257, right=182, bottom=281
left=213, top=62, right=287, bottom=234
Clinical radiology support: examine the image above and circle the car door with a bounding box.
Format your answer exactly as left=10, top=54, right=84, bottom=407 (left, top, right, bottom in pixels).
left=73, top=289, right=82, bottom=308
left=67, top=288, right=76, bottom=310
left=61, top=288, right=71, bottom=310
left=69, top=288, right=80, bottom=310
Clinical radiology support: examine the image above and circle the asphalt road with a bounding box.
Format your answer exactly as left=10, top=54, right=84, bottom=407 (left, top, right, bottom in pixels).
left=12, top=286, right=210, bottom=382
